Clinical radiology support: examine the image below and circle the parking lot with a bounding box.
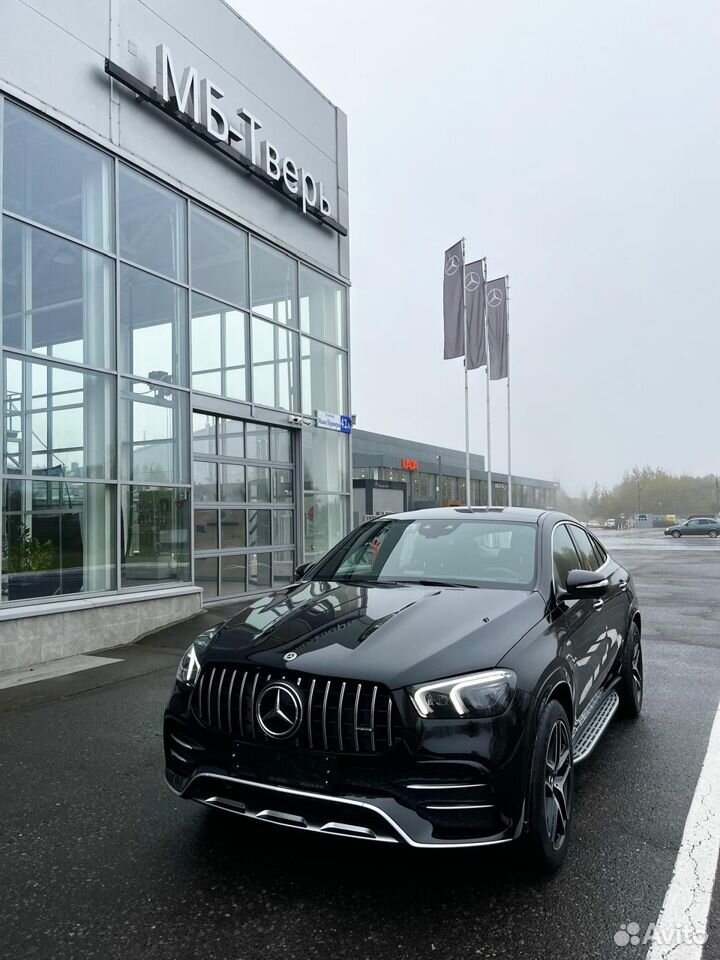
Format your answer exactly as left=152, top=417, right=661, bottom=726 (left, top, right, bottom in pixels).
left=1, top=528, right=719, bottom=960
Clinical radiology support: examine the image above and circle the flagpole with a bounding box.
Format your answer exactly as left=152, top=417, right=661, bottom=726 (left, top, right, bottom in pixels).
left=506, top=275, right=512, bottom=506
left=484, top=261, right=492, bottom=507
left=462, top=238, right=471, bottom=508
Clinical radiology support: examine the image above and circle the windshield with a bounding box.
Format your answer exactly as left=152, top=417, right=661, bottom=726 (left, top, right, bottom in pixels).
left=314, top=518, right=537, bottom=589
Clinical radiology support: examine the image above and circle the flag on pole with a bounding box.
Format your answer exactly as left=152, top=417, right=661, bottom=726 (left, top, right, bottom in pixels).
left=486, top=276, right=509, bottom=379
left=465, top=259, right=486, bottom=370
left=443, top=240, right=464, bottom=359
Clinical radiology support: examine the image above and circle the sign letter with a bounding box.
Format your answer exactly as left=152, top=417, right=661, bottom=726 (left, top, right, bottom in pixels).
left=155, top=44, right=199, bottom=122
left=201, top=78, right=228, bottom=141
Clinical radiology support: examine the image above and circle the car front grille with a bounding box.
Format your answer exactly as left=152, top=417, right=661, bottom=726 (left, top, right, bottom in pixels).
left=192, top=664, right=396, bottom=754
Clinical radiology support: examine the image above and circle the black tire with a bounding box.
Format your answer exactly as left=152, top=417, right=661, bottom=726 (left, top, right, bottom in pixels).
left=526, top=699, right=574, bottom=873
left=671, top=530, right=681, bottom=539
left=709, top=530, right=718, bottom=539
left=618, top=621, right=643, bottom=718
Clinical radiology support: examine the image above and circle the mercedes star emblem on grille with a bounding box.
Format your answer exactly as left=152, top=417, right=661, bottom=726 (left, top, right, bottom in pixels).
left=256, top=681, right=303, bottom=739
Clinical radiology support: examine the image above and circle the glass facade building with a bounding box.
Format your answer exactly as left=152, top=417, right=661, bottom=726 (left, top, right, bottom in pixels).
left=0, top=100, right=350, bottom=611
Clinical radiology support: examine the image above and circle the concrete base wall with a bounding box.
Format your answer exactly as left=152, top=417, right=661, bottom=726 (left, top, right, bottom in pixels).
left=0, top=587, right=203, bottom=673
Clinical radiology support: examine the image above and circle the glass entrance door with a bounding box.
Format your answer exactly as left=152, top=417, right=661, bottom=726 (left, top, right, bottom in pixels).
left=192, top=411, right=295, bottom=600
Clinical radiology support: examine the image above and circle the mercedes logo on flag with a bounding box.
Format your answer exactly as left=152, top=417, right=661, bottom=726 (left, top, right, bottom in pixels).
left=444, top=254, right=460, bottom=276
left=256, top=681, right=303, bottom=739
left=465, top=271, right=481, bottom=292
left=487, top=287, right=504, bottom=307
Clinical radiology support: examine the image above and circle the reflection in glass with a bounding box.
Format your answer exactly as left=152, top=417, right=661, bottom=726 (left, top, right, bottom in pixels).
left=118, top=166, right=186, bottom=280
left=273, top=509, right=294, bottom=546
left=194, top=508, right=218, bottom=549
left=247, top=466, right=270, bottom=503
left=4, top=355, right=115, bottom=479
left=220, top=418, right=244, bottom=458
left=270, top=427, right=292, bottom=463
left=220, top=554, right=246, bottom=596
left=120, top=265, right=188, bottom=385
left=273, top=550, right=294, bottom=588
left=3, top=102, right=113, bottom=250
left=194, top=556, right=218, bottom=599
left=301, top=337, right=346, bottom=417
left=1, top=479, right=116, bottom=602
left=221, top=509, right=246, bottom=548
left=192, top=412, right=216, bottom=455
left=304, top=493, right=347, bottom=562
left=221, top=463, right=245, bottom=502
left=299, top=266, right=346, bottom=346
left=119, top=379, right=189, bottom=484
left=245, top=423, right=269, bottom=461
left=247, top=509, right=271, bottom=547
left=193, top=461, right=217, bottom=502
left=251, top=318, right=298, bottom=411
left=247, top=551, right=271, bottom=591
left=2, top=217, right=115, bottom=368
left=251, top=239, right=295, bottom=324
left=121, top=486, right=190, bottom=587
left=190, top=206, right=248, bottom=306
left=191, top=294, right=247, bottom=400
left=302, top=427, right=348, bottom=494
left=272, top=468, right=294, bottom=503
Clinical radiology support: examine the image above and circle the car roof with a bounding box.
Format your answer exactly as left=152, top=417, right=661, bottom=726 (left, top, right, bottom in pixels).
left=378, top=506, right=550, bottom=523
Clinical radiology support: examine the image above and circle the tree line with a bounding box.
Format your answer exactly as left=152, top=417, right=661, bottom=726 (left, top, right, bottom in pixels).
left=558, top=467, right=720, bottom=521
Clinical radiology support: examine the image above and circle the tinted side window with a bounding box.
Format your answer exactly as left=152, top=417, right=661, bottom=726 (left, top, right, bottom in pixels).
left=569, top=525, right=601, bottom=571
left=590, top=534, right=607, bottom=567
left=553, top=524, right=581, bottom=591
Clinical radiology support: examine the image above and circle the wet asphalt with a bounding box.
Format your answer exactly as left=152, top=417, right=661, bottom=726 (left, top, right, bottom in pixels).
left=1, top=528, right=719, bottom=960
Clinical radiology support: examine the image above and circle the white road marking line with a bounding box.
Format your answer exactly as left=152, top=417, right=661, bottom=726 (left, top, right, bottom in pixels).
left=0, top=655, right=122, bottom=690
left=646, top=699, right=720, bottom=959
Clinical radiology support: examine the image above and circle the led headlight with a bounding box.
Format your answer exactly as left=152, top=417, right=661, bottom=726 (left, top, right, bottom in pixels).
left=176, top=623, right=224, bottom=686
left=410, top=669, right=516, bottom=719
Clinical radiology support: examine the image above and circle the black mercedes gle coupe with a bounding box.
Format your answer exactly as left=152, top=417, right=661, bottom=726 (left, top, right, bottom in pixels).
left=164, top=507, right=643, bottom=871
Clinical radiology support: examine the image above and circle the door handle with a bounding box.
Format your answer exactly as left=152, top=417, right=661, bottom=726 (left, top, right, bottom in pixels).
left=618, top=580, right=628, bottom=592
left=593, top=599, right=604, bottom=609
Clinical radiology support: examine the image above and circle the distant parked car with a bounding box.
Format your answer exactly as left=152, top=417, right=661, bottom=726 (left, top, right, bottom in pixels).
left=605, top=519, right=616, bottom=529
left=664, top=517, right=720, bottom=539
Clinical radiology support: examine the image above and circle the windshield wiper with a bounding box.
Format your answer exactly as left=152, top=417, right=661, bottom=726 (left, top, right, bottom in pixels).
left=384, top=578, right=477, bottom=589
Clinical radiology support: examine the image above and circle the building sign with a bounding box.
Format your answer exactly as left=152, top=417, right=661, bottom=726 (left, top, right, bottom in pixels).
left=316, top=411, right=352, bottom=434
left=104, top=45, right=347, bottom=236
left=401, top=458, right=418, bottom=471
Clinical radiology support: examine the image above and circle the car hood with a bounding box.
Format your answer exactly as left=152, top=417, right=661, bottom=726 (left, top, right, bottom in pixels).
left=204, top=580, right=546, bottom=689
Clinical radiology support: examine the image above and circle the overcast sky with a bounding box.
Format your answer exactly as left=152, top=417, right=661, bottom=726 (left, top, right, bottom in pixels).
left=232, top=0, right=719, bottom=494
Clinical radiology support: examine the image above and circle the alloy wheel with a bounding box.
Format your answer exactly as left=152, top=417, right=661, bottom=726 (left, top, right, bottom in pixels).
left=544, top=719, right=572, bottom=850
left=632, top=637, right=643, bottom=706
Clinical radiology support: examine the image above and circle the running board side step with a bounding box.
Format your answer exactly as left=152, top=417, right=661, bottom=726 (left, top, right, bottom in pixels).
left=572, top=690, right=620, bottom=764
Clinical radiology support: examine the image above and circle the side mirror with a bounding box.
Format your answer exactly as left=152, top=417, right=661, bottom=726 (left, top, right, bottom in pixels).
left=294, top=561, right=312, bottom=581
left=561, top=568, right=609, bottom=601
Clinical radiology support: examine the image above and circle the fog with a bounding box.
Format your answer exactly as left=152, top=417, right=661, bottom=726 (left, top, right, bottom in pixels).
left=231, top=0, right=720, bottom=494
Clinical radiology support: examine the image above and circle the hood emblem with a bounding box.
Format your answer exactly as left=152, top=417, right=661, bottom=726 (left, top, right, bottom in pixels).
left=256, top=682, right=303, bottom=740
left=283, top=651, right=298, bottom=661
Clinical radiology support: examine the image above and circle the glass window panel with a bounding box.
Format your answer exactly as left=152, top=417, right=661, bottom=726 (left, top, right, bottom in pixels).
left=270, top=427, right=292, bottom=463
left=299, top=266, right=346, bottom=346
left=2, top=217, right=115, bottom=368
left=191, top=293, right=247, bottom=401
left=247, top=466, right=270, bottom=503
left=193, top=460, right=217, bottom=503
left=194, top=508, right=218, bottom=550
left=119, top=379, right=189, bottom=484
left=220, top=463, right=245, bottom=502
left=247, top=551, right=271, bottom=591
left=273, top=550, right=294, bottom=589
left=194, top=556, right=218, bottom=600
left=3, top=103, right=113, bottom=250
left=220, top=554, right=247, bottom=596
left=190, top=206, right=248, bottom=306
left=221, top=509, right=246, bottom=549
left=220, top=418, right=244, bottom=458
left=302, top=427, right=348, bottom=494
left=247, top=509, right=271, bottom=547
left=245, top=423, right=269, bottom=461
left=251, top=239, right=296, bottom=325
left=121, top=485, right=190, bottom=587
left=4, top=355, right=115, bottom=479
left=304, top=494, right=348, bottom=562
left=272, top=509, right=294, bottom=546
left=251, top=318, right=298, bottom=411
left=192, top=412, right=216, bottom=455
left=120, top=265, right=188, bottom=386
left=272, top=468, right=294, bottom=503
left=118, top=166, right=186, bottom=281
left=2, top=479, right=116, bottom=602
left=301, top=337, right=347, bottom=417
